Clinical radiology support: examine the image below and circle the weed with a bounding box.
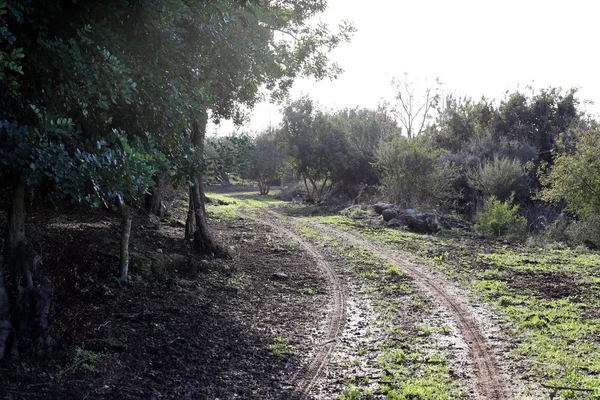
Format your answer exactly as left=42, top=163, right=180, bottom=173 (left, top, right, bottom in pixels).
left=58, top=347, right=101, bottom=377
left=270, top=336, right=293, bottom=357
left=338, top=384, right=361, bottom=400
left=226, top=272, right=248, bottom=289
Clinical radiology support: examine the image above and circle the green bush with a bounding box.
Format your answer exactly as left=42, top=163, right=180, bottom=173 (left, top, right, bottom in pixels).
left=539, top=126, right=600, bottom=219
left=475, top=195, right=527, bottom=236
left=469, top=155, right=526, bottom=202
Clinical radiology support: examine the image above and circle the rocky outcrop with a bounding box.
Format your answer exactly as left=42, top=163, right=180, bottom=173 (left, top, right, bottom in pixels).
left=373, top=203, right=396, bottom=215
left=403, top=210, right=442, bottom=233
left=382, top=208, right=399, bottom=222
left=387, top=218, right=406, bottom=228
left=373, top=203, right=442, bottom=233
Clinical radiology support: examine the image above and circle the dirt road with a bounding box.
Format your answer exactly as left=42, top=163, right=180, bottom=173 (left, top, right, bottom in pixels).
left=255, top=208, right=513, bottom=399
left=310, top=220, right=513, bottom=400
left=246, top=215, right=346, bottom=398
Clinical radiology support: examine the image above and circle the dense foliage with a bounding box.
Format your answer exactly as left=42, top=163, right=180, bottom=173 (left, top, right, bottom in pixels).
left=376, top=136, right=457, bottom=211
left=538, top=125, right=600, bottom=219
left=0, top=0, right=353, bottom=358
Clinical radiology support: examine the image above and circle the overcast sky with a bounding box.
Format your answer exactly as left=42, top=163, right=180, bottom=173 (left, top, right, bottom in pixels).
left=208, top=0, right=600, bottom=135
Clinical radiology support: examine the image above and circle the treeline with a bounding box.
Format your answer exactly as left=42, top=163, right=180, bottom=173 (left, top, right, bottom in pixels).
left=246, top=87, right=600, bottom=241
left=0, top=0, right=353, bottom=358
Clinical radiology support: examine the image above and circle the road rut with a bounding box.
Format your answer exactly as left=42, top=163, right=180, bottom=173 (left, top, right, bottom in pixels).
left=310, top=221, right=513, bottom=400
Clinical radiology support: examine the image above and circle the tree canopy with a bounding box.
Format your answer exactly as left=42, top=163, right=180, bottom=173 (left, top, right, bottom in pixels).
left=0, top=0, right=353, bottom=358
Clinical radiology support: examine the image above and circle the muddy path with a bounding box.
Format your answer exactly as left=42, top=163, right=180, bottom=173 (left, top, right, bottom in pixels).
left=245, top=215, right=345, bottom=398
left=302, top=219, right=513, bottom=400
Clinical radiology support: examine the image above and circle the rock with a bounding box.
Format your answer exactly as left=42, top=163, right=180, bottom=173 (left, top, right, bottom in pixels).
left=130, top=253, right=152, bottom=275
left=276, top=186, right=301, bottom=201
left=404, top=212, right=442, bottom=234
left=272, top=272, right=289, bottom=280
left=382, top=208, right=399, bottom=222
left=373, top=203, right=395, bottom=215
left=387, top=218, right=405, bottom=228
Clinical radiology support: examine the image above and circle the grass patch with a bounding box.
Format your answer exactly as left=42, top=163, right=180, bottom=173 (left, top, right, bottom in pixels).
left=315, top=211, right=600, bottom=398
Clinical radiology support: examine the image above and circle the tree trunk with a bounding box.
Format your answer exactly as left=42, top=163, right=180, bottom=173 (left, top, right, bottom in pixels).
left=1, top=183, right=53, bottom=359
left=185, top=186, right=195, bottom=239
left=191, top=179, right=227, bottom=257
left=220, top=170, right=231, bottom=187
left=118, top=202, right=133, bottom=281
left=144, top=175, right=164, bottom=217
left=184, top=114, right=228, bottom=258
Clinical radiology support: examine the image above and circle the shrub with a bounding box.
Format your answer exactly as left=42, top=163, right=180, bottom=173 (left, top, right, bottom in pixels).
left=475, top=195, right=527, bottom=236
left=376, top=136, right=457, bottom=211
left=469, top=155, right=526, bottom=201
left=564, top=214, right=600, bottom=249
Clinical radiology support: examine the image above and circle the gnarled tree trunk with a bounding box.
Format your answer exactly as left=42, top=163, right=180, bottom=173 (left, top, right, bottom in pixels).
left=184, top=115, right=228, bottom=258
left=1, top=182, right=53, bottom=359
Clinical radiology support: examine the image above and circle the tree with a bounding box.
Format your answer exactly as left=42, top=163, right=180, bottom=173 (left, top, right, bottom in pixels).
left=538, top=125, right=600, bottom=219
left=175, top=1, right=354, bottom=254
left=390, top=73, right=441, bottom=138
left=0, top=0, right=354, bottom=358
left=329, top=107, right=401, bottom=200
left=245, top=130, right=283, bottom=195
left=279, top=97, right=353, bottom=203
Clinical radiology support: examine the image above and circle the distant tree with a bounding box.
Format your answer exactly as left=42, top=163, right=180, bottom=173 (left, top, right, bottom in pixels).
left=245, top=130, right=282, bottom=195
left=390, top=73, right=441, bottom=138
left=432, top=95, right=494, bottom=153
left=278, top=97, right=353, bottom=203
left=204, top=134, right=253, bottom=186
left=492, top=88, right=580, bottom=161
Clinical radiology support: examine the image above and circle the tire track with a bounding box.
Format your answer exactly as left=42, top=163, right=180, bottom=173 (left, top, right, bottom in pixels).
left=245, top=215, right=345, bottom=398
left=310, top=221, right=512, bottom=400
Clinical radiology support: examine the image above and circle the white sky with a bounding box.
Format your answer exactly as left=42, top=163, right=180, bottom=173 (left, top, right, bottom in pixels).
left=208, top=0, right=600, bottom=135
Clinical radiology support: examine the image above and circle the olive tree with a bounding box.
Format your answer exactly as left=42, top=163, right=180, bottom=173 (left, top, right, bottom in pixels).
left=278, top=97, right=355, bottom=203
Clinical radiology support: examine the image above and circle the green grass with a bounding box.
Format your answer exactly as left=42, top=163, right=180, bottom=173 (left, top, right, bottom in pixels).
left=314, top=213, right=600, bottom=399
left=204, top=191, right=282, bottom=218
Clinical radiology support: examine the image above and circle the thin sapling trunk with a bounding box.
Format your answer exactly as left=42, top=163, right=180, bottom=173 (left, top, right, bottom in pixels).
left=118, top=200, right=133, bottom=282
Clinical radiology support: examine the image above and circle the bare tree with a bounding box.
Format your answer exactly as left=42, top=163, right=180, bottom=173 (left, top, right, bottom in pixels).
left=390, top=73, right=441, bottom=138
